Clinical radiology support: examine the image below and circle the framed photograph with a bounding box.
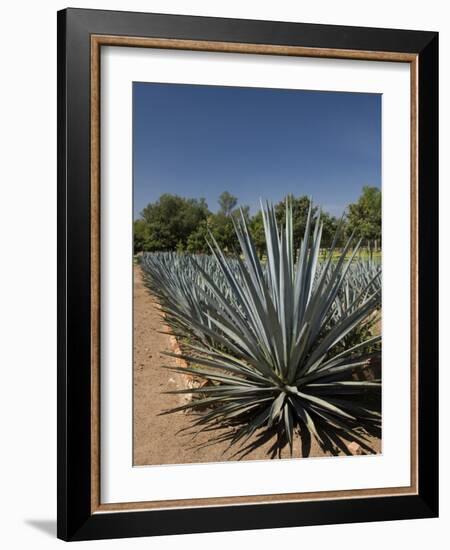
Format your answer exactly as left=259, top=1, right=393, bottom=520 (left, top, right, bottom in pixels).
left=57, top=8, right=438, bottom=541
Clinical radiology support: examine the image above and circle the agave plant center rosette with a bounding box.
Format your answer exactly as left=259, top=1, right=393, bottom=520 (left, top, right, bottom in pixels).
left=142, top=199, right=381, bottom=459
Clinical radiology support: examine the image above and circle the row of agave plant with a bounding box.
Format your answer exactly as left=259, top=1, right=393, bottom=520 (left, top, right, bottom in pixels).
left=141, top=199, right=382, bottom=458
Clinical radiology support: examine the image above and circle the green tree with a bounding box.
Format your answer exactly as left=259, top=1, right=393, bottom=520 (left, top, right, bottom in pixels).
left=133, top=219, right=149, bottom=254
left=186, top=220, right=210, bottom=254
left=218, top=191, right=238, bottom=216
left=346, top=186, right=381, bottom=246
left=186, top=204, right=250, bottom=254
left=275, top=195, right=318, bottom=251
left=209, top=213, right=239, bottom=253
left=249, top=210, right=266, bottom=257
left=233, top=204, right=250, bottom=221
left=320, top=211, right=340, bottom=248
left=250, top=197, right=340, bottom=256
left=140, top=194, right=210, bottom=251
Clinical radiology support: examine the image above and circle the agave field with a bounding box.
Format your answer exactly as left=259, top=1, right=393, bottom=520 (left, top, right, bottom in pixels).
left=141, top=200, right=382, bottom=459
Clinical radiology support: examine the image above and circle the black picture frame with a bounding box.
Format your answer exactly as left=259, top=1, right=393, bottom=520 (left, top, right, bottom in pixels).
left=57, top=7, right=438, bottom=541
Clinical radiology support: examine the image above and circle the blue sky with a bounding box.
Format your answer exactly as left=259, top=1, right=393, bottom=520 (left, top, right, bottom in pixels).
left=133, top=82, right=381, bottom=219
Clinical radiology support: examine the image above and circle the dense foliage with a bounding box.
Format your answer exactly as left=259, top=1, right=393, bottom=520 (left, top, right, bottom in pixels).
left=346, top=186, right=382, bottom=247
left=136, top=194, right=209, bottom=252
left=134, top=188, right=381, bottom=256
left=141, top=199, right=381, bottom=458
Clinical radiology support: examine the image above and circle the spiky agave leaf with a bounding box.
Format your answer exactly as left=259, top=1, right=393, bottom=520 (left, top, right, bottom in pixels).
left=141, top=251, right=244, bottom=347
left=153, top=199, right=381, bottom=457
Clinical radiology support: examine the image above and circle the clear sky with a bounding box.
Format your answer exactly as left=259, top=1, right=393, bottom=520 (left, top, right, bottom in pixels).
left=133, top=82, right=381, bottom=219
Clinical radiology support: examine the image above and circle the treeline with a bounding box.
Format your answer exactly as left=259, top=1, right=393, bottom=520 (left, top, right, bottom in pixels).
left=134, top=186, right=381, bottom=256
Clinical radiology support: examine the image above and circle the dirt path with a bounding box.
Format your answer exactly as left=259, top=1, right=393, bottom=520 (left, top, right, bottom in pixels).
left=133, top=264, right=187, bottom=465
left=133, top=265, right=379, bottom=465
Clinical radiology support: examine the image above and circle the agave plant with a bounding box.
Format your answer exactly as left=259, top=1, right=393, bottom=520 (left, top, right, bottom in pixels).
left=153, top=199, right=381, bottom=458
left=141, top=252, right=214, bottom=346
left=142, top=251, right=243, bottom=348
left=329, top=259, right=381, bottom=355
